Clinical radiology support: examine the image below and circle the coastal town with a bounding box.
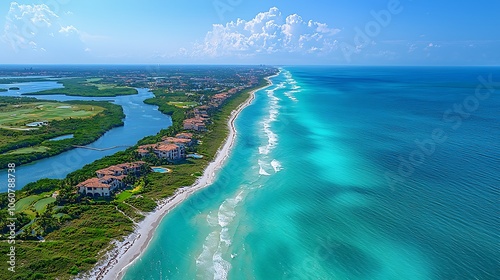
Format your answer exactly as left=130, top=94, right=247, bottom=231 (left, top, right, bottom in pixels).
left=0, top=65, right=277, bottom=280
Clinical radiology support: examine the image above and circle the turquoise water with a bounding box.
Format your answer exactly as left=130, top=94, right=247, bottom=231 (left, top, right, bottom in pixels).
left=124, top=67, right=499, bottom=280
left=152, top=167, right=170, bottom=173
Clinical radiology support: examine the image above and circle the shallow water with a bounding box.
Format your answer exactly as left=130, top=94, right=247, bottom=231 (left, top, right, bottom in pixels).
left=124, top=66, right=499, bottom=279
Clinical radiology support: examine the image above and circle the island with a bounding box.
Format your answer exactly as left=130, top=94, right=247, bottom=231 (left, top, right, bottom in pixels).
left=26, top=78, right=138, bottom=97
left=0, top=65, right=278, bottom=280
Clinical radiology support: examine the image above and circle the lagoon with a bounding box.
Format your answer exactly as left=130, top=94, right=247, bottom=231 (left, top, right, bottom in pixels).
left=0, top=82, right=171, bottom=191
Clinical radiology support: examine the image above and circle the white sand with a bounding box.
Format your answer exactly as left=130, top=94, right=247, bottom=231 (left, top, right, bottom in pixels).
left=84, top=76, right=276, bottom=280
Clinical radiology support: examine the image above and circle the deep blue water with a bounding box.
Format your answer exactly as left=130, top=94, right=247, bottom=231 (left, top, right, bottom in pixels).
left=123, top=66, right=499, bottom=280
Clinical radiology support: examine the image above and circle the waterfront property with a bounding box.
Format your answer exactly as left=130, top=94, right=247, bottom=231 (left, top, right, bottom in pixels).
left=183, top=117, right=207, bottom=131
left=138, top=133, right=195, bottom=160
left=76, top=176, right=125, bottom=197
left=77, top=161, right=146, bottom=197
left=161, top=136, right=194, bottom=146
left=153, top=144, right=185, bottom=160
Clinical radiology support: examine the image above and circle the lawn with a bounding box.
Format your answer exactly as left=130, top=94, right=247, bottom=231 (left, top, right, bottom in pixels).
left=167, top=101, right=198, bottom=108
left=7, top=146, right=50, bottom=155
left=85, top=78, right=103, bottom=83
left=93, top=83, right=130, bottom=91
left=34, top=197, right=56, bottom=213
left=0, top=102, right=104, bottom=128
left=15, top=195, right=41, bottom=212
left=115, top=191, right=132, bottom=203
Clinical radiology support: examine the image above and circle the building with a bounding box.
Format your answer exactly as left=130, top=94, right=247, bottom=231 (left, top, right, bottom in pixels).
left=153, top=144, right=185, bottom=160
left=176, top=132, right=193, bottom=139
left=161, top=136, right=193, bottom=147
left=183, top=118, right=207, bottom=132
left=96, top=166, right=125, bottom=178
left=137, top=144, right=156, bottom=157
left=76, top=175, right=125, bottom=197
left=116, top=161, right=146, bottom=174
left=26, top=121, right=48, bottom=127
left=96, top=161, right=146, bottom=178
left=77, top=161, right=146, bottom=197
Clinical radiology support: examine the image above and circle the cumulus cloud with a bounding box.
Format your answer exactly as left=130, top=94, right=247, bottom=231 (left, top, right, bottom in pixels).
left=2, top=1, right=84, bottom=54
left=59, top=25, right=79, bottom=35
left=194, top=7, right=340, bottom=57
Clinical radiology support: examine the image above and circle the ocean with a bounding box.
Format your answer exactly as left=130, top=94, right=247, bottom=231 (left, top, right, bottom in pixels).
left=123, top=67, right=499, bottom=280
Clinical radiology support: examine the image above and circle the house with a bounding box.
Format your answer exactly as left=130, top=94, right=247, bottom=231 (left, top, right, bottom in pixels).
left=183, top=118, right=207, bottom=132
left=116, top=161, right=146, bottom=174
left=161, top=136, right=193, bottom=147
left=77, top=161, right=146, bottom=197
left=76, top=175, right=125, bottom=197
left=153, top=144, right=185, bottom=160
left=26, top=121, right=48, bottom=127
left=137, top=144, right=156, bottom=157
left=96, top=166, right=125, bottom=178
left=176, top=132, right=193, bottom=139
left=96, top=161, right=146, bottom=178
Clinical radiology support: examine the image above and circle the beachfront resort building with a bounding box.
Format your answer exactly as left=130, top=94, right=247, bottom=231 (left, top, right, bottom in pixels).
left=76, top=161, right=146, bottom=197
left=154, top=144, right=185, bottom=160
left=183, top=117, right=207, bottom=132
left=137, top=142, right=186, bottom=161
left=137, top=133, right=194, bottom=161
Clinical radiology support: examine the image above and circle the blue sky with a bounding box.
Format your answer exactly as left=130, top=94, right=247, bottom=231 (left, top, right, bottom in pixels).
left=0, top=0, right=499, bottom=65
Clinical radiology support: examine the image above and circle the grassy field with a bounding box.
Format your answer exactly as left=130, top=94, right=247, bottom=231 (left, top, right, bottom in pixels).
left=0, top=102, right=104, bottom=129
left=15, top=195, right=41, bottom=212
left=7, top=146, right=50, bottom=155
left=85, top=78, right=103, bottom=83
left=167, top=101, right=198, bottom=108
left=115, top=191, right=133, bottom=203
left=34, top=197, right=57, bottom=213
left=0, top=97, right=125, bottom=168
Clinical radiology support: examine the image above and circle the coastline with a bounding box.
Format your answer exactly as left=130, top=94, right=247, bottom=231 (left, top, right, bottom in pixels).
left=88, top=74, right=277, bottom=280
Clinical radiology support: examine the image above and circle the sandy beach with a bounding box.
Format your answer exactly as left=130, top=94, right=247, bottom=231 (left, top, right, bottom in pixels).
left=84, top=75, right=276, bottom=280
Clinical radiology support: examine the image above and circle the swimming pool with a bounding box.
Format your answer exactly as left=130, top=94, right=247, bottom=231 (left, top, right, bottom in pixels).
left=151, top=167, right=170, bottom=173
left=187, top=154, right=204, bottom=159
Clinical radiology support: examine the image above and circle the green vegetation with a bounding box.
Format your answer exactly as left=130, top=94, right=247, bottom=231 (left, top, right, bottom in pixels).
left=27, top=78, right=137, bottom=97
left=0, top=101, right=104, bottom=129
left=115, top=191, right=132, bottom=203
left=15, top=195, right=41, bottom=212
left=168, top=101, right=198, bottom=108
left=34, top=197, right=57, bottom=213
left=0, top=73, right=274, bottom=280
left=0, top=88, right=7, bottom=92
left=0, top=97, right=125, bottom=169
left=6, top=146, right=50, bottom=155
left=0, top=78, right=50, bottom=84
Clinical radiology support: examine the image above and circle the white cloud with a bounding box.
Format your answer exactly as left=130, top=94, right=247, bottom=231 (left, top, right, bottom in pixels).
left=194, top=7, right=340, bottom=57
left=59, top=25, right=79, bottom=35
left=2, top=2, right=85, bottom=54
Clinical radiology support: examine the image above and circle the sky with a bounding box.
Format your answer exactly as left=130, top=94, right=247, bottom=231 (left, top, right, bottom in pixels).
left=0, top=0, right=499, bottom=65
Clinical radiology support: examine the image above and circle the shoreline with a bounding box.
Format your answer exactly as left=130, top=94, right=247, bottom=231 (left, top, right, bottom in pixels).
left=89, top=74, right=277, bottom=280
